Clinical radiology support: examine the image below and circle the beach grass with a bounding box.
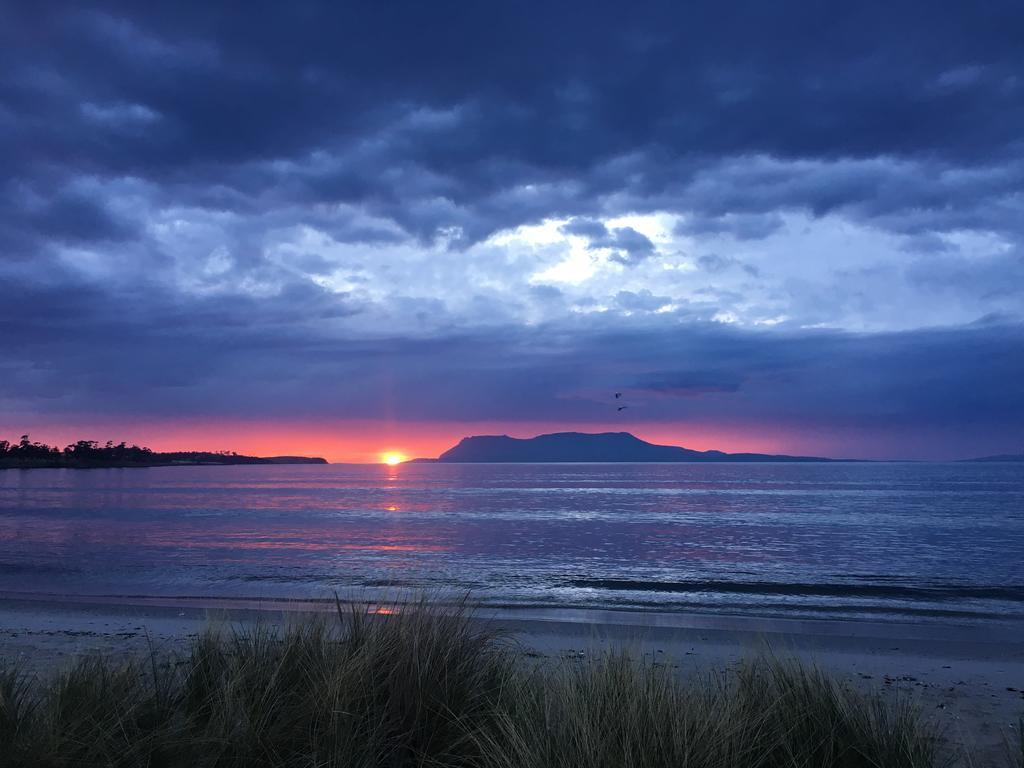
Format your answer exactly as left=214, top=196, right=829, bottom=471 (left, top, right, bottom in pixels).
left=482, top=651, right=938, bottom=768
left=0, top=599, right=945, bottom=767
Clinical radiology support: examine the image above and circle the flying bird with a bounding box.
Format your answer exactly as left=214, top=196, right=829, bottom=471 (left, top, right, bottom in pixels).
left=617, top=405, right=628, bottom=412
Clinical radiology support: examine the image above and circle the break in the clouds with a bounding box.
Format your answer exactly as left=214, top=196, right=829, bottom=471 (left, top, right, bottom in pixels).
left=1, top=1, right=1023, bottom=458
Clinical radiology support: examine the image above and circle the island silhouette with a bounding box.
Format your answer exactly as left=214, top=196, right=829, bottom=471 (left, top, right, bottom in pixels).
left=413, top=431, right=836, bottom=463
left=963, top=453, right=1024, bottom=462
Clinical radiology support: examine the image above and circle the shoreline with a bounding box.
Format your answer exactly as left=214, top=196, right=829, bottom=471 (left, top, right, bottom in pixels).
left=1, top=588, right=1020, bottom=634
left=1, top=593, right=1021, bottom=763
left=0, top=460, right=328, bottom=470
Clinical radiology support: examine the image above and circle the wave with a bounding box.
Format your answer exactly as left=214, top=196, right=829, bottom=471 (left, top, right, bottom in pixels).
left=564, top=578, right=1024, bottom=602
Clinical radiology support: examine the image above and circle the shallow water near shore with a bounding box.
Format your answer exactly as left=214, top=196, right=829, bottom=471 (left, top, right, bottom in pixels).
left=1, top=462, right=1022, bottom=627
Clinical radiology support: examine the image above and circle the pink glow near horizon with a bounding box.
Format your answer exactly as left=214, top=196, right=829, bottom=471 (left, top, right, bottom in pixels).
left=3, top=418, right=984, bottom=461
left=6, top=418, right=805, bottom=463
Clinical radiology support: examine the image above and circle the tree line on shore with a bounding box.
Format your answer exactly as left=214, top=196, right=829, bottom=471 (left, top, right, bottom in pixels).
left=0, top=435, right=243, bottom=468
left=1, top=435, right=154, bottom=462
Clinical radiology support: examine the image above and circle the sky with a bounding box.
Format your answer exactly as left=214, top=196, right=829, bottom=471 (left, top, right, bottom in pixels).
left=1, top=1, right=1023, bottom=462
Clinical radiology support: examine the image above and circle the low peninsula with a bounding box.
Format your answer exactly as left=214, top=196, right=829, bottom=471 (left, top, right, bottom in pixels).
left=963, top=453, right=1024, bottom=462
left=0, top=436, right=327, bottom=469
left=414, top=431, right=835, bottom=463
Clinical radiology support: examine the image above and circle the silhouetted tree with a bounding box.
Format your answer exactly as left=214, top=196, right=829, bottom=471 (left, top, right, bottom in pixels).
left=1, top=435, right=280, bottom=468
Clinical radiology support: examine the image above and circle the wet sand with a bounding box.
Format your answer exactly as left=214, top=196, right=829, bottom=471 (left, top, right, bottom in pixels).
left=1, top=593, right=1021, bottom=765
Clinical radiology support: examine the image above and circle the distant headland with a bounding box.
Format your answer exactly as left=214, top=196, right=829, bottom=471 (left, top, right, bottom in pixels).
left=0, top=436, right=327, bottom=469
left=412, top=431, right=836, bottom=463
left=962, top=453, right=1024, bottom=462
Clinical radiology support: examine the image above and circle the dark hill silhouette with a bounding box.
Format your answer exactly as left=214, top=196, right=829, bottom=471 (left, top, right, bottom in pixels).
left=416, top=431, right=833, bottom=463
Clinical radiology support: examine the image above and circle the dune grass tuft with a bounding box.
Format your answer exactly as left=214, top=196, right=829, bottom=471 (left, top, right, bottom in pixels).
left=478, top=651, right=937, bottom=768
left=0, top=599, right=943, bottom=767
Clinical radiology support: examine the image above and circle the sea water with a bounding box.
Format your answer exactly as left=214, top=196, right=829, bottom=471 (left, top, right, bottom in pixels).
left=1, top=462, right=1021, bottom=625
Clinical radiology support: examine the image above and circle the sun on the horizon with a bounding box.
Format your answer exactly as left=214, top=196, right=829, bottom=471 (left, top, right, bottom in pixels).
left=381, top=452, right=406, bottom=466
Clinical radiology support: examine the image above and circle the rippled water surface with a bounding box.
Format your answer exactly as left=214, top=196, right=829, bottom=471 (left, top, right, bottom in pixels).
left=1, top=462, right=1022, bottom=624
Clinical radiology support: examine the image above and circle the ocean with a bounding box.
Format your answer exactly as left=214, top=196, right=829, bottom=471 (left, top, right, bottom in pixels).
left=1, top=462, right=1022, bottom=625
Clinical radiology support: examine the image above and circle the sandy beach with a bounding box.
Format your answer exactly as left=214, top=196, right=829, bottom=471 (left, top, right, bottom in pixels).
left=1, top=593, right=1021, bottom=765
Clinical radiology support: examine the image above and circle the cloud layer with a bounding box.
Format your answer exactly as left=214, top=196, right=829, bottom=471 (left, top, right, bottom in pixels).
left=2, top=1, right=1023, bottom=457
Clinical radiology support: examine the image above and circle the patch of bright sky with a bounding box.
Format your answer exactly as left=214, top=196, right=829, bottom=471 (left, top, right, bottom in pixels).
left=503, top=210, right=1021, bottom=332
left=68, top=195, right=1024, bottom=336
left=304, top=208, right=1020, bottom=332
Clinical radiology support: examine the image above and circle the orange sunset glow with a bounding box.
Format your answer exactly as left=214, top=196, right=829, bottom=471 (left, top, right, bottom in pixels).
left=6, top=418, right=817, bottom=463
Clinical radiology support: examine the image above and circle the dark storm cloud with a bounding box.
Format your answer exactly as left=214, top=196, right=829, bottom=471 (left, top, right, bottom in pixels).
left=2, top=0, right=1024, bottom=250
left=560, top=219, right=610, bottom=240
left=601, top=228, right=657, bottom=265
left=560, top=218, right=657, bottom=265
left=631, top=369, right=746, bottom=397
left=19, top=186, right=137, bottom=245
